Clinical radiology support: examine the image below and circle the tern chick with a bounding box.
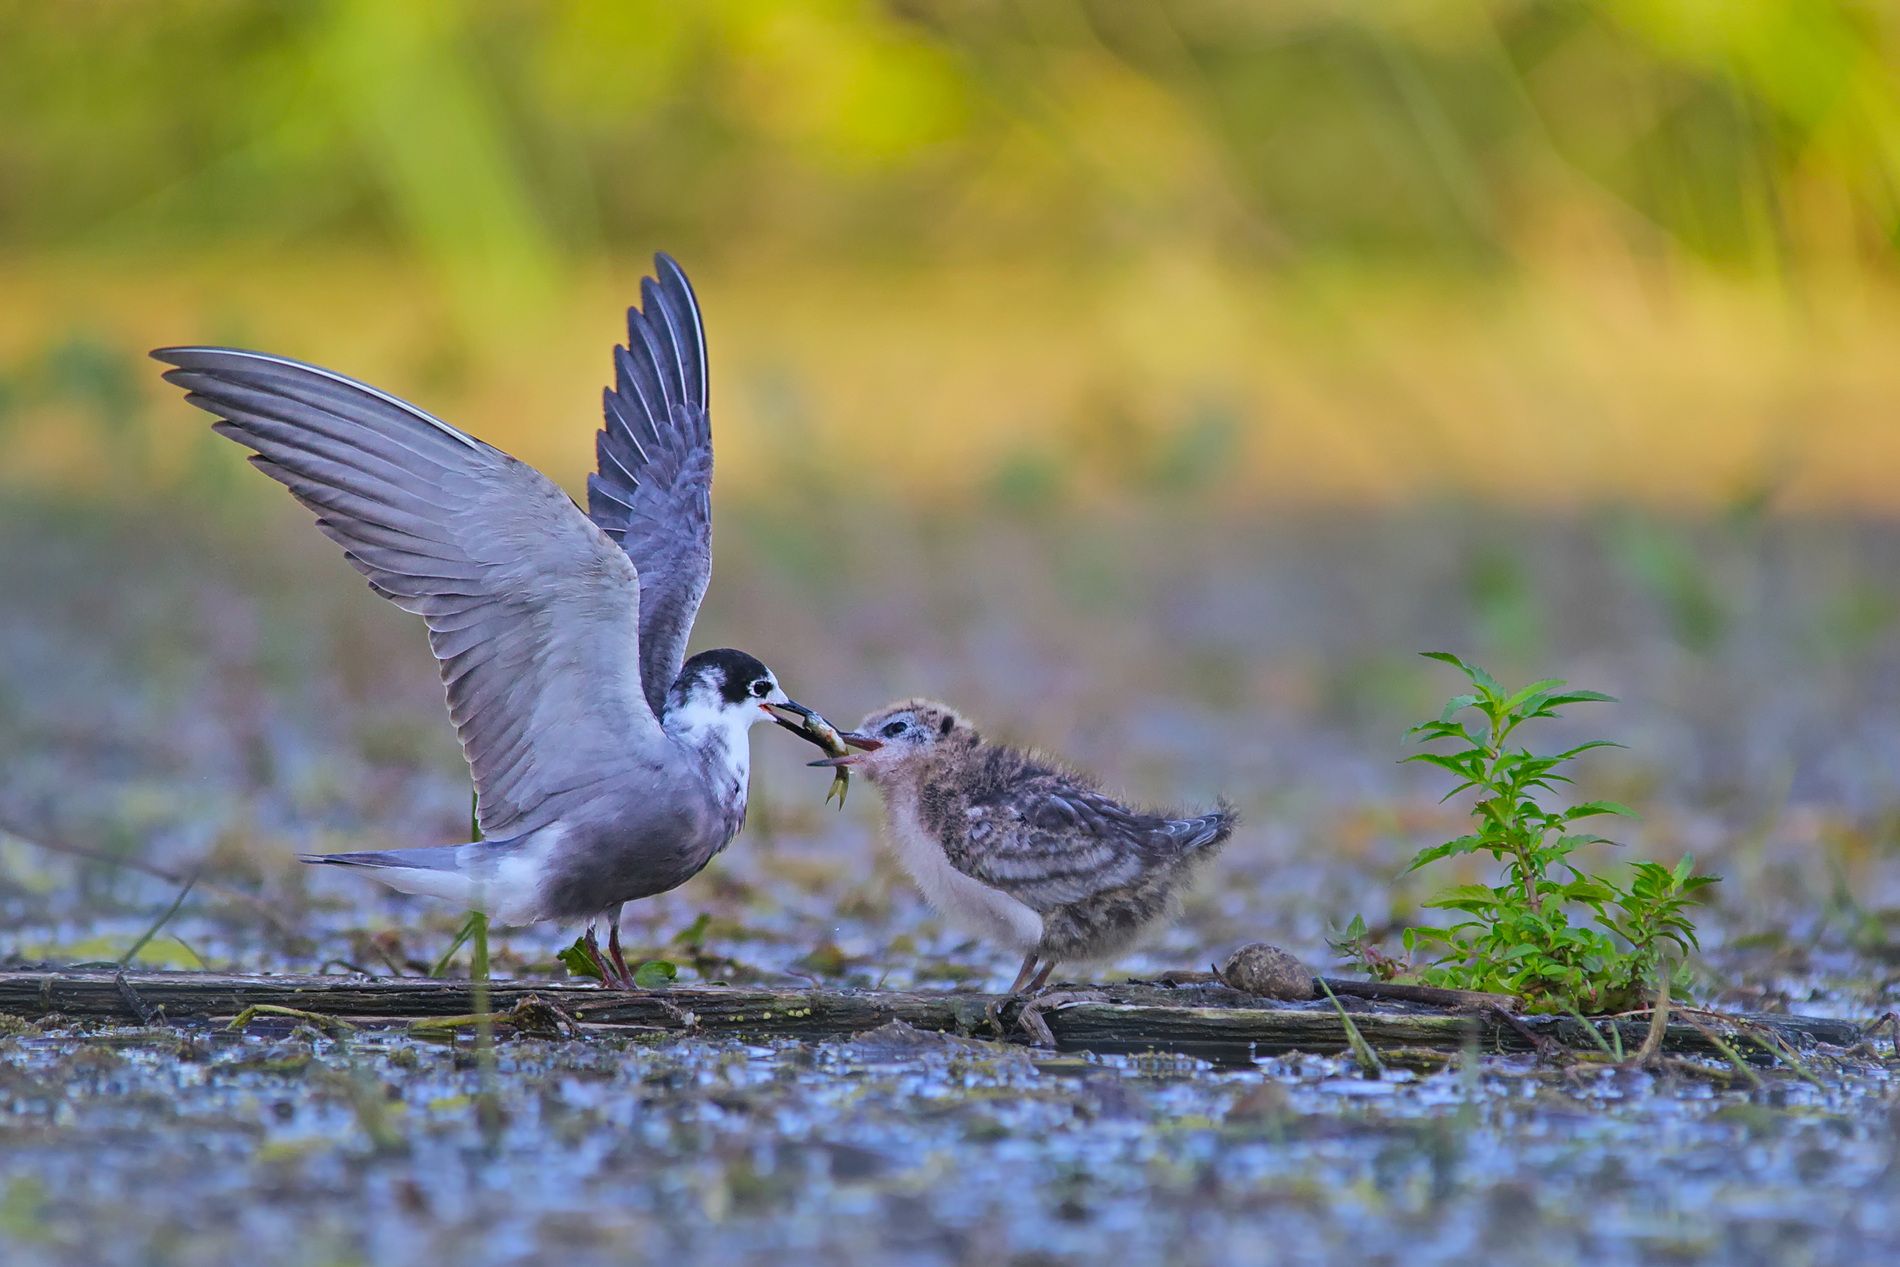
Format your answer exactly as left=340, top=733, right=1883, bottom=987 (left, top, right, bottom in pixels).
left=153, top=254, right=854, bottom=987
left=816, top=700, right=1236, bottom=992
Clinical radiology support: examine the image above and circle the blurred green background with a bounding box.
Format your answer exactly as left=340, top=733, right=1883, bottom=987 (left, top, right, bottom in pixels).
left=5, top=0, right=1899, bottom=510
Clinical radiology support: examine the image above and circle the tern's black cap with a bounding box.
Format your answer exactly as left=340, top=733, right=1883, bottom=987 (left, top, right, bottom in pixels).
left=681, top=648, right=773, bottom=704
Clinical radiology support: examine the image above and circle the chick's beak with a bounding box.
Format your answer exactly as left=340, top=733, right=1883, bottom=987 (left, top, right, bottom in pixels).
left=808, top=730, right=882, bottom=767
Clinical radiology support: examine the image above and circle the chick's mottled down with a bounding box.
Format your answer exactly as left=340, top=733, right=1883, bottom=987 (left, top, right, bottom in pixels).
left=818, top=700, right=1236, bottom=992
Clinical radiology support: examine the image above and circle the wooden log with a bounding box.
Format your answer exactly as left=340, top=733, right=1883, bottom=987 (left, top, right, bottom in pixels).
left=1317, top=976, right=1518, bottom=1010
left=0, top=968, right=1864, bottom=1061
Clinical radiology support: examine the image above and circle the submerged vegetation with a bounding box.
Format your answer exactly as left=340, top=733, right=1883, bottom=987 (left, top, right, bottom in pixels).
left=1339, top=653, right=1718, bottom=1014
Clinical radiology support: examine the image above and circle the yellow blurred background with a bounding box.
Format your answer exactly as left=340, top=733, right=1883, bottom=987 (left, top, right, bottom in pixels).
left=5, top=0, right=1898, bottom=513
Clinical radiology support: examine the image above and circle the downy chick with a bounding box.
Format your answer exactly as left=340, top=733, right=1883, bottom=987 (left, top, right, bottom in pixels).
left=815, top=699, right=1235, bottom=992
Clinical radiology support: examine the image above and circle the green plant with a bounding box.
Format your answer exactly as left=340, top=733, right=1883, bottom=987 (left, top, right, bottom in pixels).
left=1335, top=652, right=1717, bottom=1014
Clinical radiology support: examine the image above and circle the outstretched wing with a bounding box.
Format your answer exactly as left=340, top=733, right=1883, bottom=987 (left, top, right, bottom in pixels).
left=154, top=347, right=665, bottom=840
left=946, top=775, right=1235, bottom=912
left=587, top=253, right=714, bottom=718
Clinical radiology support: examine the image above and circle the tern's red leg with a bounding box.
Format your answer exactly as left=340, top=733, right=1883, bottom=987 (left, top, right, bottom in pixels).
left=1007, top=952, right=1040, bottom=995
left=607, top=907, right=635, bottom=988
left=1027, top=960, right=1056, bottom=993
left=580, top=926, right=621, bottom=988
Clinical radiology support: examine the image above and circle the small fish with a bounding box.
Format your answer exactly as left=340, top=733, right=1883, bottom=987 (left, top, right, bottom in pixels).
left=765, top=702, right=864, bottom=808
left=804, top=711, right=853, bottom=808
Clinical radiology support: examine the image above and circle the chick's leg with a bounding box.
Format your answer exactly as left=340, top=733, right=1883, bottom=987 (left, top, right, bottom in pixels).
left=1007, top=952, right=1041, bottom=995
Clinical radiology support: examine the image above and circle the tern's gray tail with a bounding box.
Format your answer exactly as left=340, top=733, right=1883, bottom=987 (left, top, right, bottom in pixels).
left=301, top=846, right=471, bottom=872
left=299, top=839, right=531, bottom=918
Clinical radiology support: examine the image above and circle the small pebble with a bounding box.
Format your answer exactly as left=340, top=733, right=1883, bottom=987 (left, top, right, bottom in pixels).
left=1219, top=943, right=1316, bottom=1000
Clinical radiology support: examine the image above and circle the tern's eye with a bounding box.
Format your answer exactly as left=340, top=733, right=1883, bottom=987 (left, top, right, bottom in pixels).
left=880, top=719, right=908, bottom=739
left=749, top=679, right=771, bottom=698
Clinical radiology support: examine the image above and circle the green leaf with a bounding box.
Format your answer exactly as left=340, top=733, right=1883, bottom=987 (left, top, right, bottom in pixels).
left=633, top=959, right=679, bottom=989
left=1405, top=836, right=1483, bottom=871
left=1439, top=693, right=1479, bottom=722
left=1562, top=878, right=1616, bottom=904
left=1554, top=740, right=1625, bottom=760
left=672, top=912, right=714, bottom=946
left=1537, top=690, right=1617, bottom=709
left=557, top=936, right=605, bottom=982
left=1407, top=719, right=1471, bottom=742
left=630, top=961, right=676, bottom=987
left=1404, top=752, right=1481, bottom=779
left=1565, top=800, right=1639, bottom=821
left=1501, top=679, right=1566, bottom=713
left=1422, top=883, right=1501, bottom=908
left=1419, top=650, right=1473, bottom=674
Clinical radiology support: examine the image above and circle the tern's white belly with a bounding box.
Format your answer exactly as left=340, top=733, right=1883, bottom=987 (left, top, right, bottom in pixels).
left=884, top=800, right=1043, bottom=953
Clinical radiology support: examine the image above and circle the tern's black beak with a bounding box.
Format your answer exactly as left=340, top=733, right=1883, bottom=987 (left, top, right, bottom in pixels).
left=763, top=699, right=825, bottom=742
left=807, top=730, right=882, bottom=767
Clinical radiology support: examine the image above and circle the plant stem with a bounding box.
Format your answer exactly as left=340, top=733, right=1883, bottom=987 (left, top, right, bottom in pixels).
left=1635, top=961, right=1672, bottom=1066
left=1318, top=978, right=1387, bottom=1078
left=227, top=1003, right=356, bottom=1033
left=470, top=908, right=501, bottom=1146
left=119, top=875, right=198, bottom=967
left=467, top=789, right=500, bottom=1146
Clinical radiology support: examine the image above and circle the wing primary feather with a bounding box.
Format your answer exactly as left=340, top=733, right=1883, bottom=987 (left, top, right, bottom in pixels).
left=586, top=473, right=635, bottom=513
left=643, top=274, right=697, bottom=415
left=611, top=344, right=666, bottom=443
left=654, top=252, right=708, bottom=411
left=585, top=255, right=716, bottom=717
left=168, top=372, right=466, bottom=475
left=601, top=392, right=651, bottom=465
left=593, top=422, right=642, bottom=486
left=154, top=347, right=480, bottom=451
left=639, top=275, right=685, bottom=413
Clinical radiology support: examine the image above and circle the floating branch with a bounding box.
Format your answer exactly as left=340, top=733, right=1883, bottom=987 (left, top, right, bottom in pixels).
left=0, top=968, right=1862, bottom=1061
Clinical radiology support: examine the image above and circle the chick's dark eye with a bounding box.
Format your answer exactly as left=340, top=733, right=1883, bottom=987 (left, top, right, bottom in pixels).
left=880, top=720, right=907, bottom=739
left=749, top=680, right=771, bottom=698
